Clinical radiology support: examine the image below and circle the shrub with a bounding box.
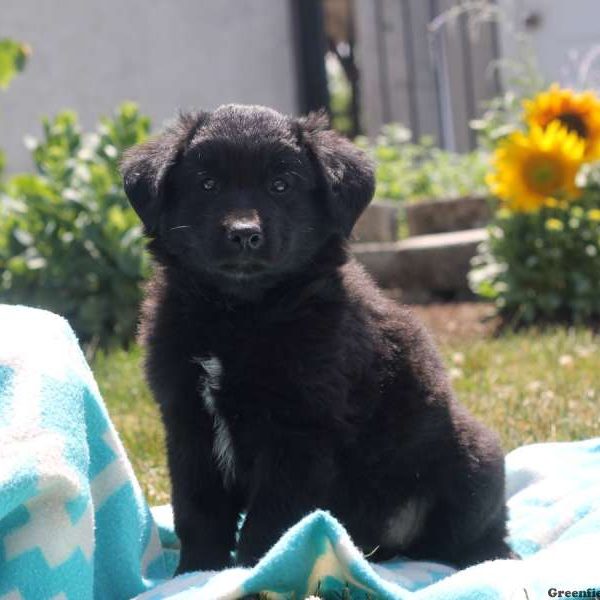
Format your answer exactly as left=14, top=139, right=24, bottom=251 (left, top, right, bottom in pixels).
left=357, top=124, right=488, bottom=203
left=0, top=38, right=29, bottom=181
left=0, top=38, right=28, bottom=89
left=0, top=103, right=151, bottom=351
left=470, top=188, right=600, bottom=324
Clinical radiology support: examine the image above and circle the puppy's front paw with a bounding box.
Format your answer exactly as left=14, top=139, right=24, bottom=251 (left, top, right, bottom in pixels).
left=234, top=545, right=261, bottom=568
left=235, top=531, right=274, bottom=568
left=175, top=546, right=231, bottom=576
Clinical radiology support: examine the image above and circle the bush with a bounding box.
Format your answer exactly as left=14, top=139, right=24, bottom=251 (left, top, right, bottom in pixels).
left=0, top=38, right=29, bottom=182
left=0, top=103, right=151, bottom=351
left=0, top=38, right=28, bottom=90
left=357, top=124, right=488, bottom=203
left=470, top=186, right=600, bottom=324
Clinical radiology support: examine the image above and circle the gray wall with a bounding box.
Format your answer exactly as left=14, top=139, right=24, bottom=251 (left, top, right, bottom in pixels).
left=498, top=0, right=600, bottom=88
left=1, top=0, right=299, bottom=172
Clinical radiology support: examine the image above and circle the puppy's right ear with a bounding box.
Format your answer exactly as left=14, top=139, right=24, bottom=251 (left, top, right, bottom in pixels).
left=120, top=111, right=208, bottom=234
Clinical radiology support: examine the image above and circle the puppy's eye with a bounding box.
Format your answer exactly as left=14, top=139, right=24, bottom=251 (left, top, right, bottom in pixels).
left=269, top=177, right=290, bottom=195
left=201, top=177, right=218, bottom=192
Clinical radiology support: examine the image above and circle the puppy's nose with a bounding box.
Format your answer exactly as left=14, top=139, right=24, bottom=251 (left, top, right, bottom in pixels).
left=226, top=222, right=264, bottom=251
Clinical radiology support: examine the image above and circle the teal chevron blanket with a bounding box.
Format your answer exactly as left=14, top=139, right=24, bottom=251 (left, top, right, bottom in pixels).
left=1, top=304, right=599, bottom=600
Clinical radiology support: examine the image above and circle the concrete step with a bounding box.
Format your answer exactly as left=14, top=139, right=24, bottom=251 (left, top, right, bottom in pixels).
left=352, top=228, right=487, bottom=299
left=352, top=200, right=400, bottom=243
left=405, top=196, right=492, bottom=236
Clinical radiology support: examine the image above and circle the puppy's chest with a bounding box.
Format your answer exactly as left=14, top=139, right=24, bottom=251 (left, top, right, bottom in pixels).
left=191, top=355, right=236, bottom=486
left=192, top=352, right=296, bottom=487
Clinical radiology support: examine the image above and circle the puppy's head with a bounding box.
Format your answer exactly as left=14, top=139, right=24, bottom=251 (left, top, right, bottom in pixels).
left=121, top=104, right=374, bottom=289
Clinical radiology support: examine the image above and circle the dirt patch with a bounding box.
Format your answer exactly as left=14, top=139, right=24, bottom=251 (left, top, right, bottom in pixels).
left=384, top=290, right=498, bottom=344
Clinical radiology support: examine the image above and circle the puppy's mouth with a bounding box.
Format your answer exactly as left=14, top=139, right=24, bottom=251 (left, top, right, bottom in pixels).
left=217, top=259, right=271, bottom=278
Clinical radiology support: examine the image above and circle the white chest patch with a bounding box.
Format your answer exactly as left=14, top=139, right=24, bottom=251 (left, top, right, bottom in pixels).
left=193, top=355, right=235, bottom=487
left=383, top=497, right=430, bottom=549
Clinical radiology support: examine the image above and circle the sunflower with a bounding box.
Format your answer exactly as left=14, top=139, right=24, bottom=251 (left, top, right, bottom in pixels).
left=486, top=121, right=585, bottom=212
left=523, top=84, right=600, bottom=160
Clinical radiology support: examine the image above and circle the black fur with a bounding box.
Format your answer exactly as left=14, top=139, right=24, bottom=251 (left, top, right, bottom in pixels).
left=121, top=104, right=514, bottom=574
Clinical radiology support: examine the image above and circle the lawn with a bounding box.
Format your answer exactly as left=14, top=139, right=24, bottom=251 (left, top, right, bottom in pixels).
left=93, top=306, right=600, bottom=506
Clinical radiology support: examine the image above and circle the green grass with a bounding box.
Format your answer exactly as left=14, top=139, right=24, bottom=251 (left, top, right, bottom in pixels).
left=447, top=328, right=600, bottom=450
left=93, top=328, right=600, bottom=506
left=93, top=346, right=169, bottom=504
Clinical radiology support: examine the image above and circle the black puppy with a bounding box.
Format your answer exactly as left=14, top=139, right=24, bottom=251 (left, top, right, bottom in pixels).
left=121, top=104, right=514, bottom=574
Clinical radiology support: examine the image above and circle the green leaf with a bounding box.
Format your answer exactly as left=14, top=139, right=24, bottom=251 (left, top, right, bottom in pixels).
left=13, top=228, right=34, bottom=247
left=0, top=39, right=29, bottom=89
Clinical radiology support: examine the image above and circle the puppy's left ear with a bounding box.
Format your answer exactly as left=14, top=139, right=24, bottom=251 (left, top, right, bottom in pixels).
left=297, top=111, right=375, bottom=236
